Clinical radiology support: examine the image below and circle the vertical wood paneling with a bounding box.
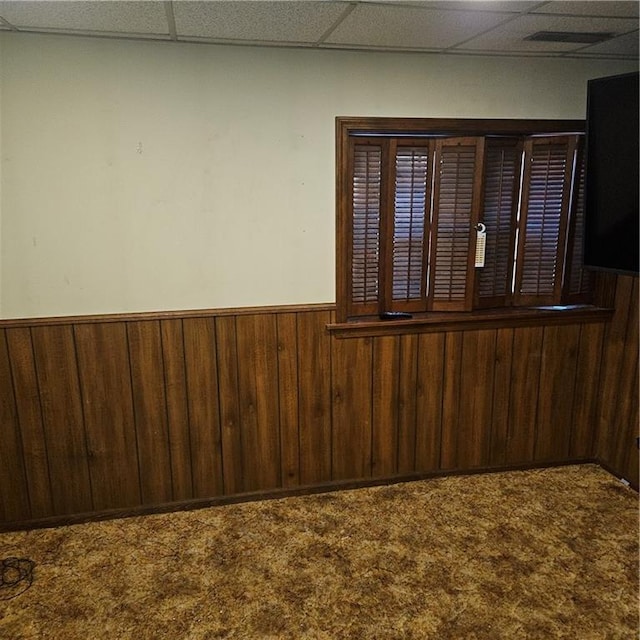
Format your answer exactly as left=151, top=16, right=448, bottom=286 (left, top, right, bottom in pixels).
left=5, top=328, right=52, bottom=518
left=215, top=316, right=244, bottom=495
left=236, top=314, right=281, bottom=492
left=183, top=318, right=224, bottom=498
left=160, top=319, right=194, bottom=501
left=535, top=325, right=580, bottom=461
left=622, top=367, right=639, bottom=485
left=332, top=336, right=372, bottom=481
left=506, top=327, right=543, bottom=464
left=414, top=333, right=444, bottom=472
left=74, top=323, right=141, bottom=510
left=277, top=313, right=300, bottom=488
left=2, top=295, right=637, bottom=526
left=372, top=336, right=400, bottom=477
left=610, top=281, right=639, bottom=476
left=31, top=325, right=93, bottom=515
left=440, top=332, right=463, bottom=469
left=396, top=334, right=418, bottom=474
left=297, top=311, right=332, bottom=485
left=458, top=330, right=496, bottom=468
left=595, top=276, right=634, bottom=463
left=0, top=330, right=30, bottom=521
left=127, top=321, right=173, bottom=504
left=569, top=323, right=605, bottom=459
left=490, top=328, right=514, bottom=466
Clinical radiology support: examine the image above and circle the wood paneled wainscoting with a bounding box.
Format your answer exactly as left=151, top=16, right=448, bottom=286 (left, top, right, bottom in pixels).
left=0, top=274, right=637, bottom=530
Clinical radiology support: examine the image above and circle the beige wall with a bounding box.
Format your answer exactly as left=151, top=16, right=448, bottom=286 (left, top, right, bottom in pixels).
left=0, top=32, right=636, bottom=318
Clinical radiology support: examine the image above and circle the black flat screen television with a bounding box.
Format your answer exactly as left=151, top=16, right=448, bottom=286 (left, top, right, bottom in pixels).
left=584, top=71, right=639, bottom=275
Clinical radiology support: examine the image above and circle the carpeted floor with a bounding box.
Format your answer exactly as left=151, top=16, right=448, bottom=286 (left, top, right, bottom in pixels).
left=0, top=464, right=637, bottom=639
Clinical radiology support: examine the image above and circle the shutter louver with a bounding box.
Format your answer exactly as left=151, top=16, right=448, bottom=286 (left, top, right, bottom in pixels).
left=477, top=141, right=520, bottom=307
left=392, top=146, right=430, bottom=307
left=351, top=144, right=382, bottom=311
left=430, top=139, right=481, bottom=311
left=515, top=137, right=576, bottom=305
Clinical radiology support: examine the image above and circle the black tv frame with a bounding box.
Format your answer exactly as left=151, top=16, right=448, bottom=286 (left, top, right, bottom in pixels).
left=584, top=71, right=639, bottom=276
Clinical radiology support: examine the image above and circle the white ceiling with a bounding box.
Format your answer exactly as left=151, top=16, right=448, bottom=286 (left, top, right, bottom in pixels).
left=0, top=1, right=637, bottom=60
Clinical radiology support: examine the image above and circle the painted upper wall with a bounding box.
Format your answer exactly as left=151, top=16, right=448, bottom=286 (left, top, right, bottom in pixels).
left=0, top=33, right=636, bottom=319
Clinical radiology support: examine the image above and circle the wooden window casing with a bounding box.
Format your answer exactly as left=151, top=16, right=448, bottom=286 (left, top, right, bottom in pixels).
left=336, top=118, right=592, bottom=324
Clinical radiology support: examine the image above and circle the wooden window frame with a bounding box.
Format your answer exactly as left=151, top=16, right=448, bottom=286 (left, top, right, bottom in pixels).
left=335, top=117, right=599, bottom=330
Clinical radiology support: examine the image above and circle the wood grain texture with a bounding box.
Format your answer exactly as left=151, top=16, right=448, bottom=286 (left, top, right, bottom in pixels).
left=415, top=333, right=444, bottom=472
left=594, top=276, right=634, bottom=464
left=127, top=321, right=173, bottom=504
left=183, top=318, right=224, bottom=498
left=160, top=319, right=194, bottom=501
left=332, top=336, right=372, bottom=481
left=609, top=281, right=639, bottom=478
left=458, top=330, right=496, bottom=469
left=297, top=311, right=332, bottom=485
left=277, top=313, right=300, bottom=488
left=4, top=328, right=52, bottom=518
left=235, top=314, right=282, bottom=492
left=534, top=325, right=580, bottom=462
left=0, top=330, right=30, bottom=521
left=1, top=290, right=635, bottom=527
left=74, top=323, right=141, bottom=510
left=31, top=325, right=93, bottom=515
left=371, top=336, right=400, bottom=477
left=440, top=332, right=464, bottom=469
left=506, top=327, right=544, bottom=464
left=569, top=323, right=604, bottom=460
left=490, top=328, right=514, bottom=466
left=215, top=316, right=244, bottom=495
left=396, top=334, right=418, bottom=474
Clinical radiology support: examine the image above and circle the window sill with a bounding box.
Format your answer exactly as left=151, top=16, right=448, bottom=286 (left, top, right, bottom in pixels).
left=326, top=305, right=614, bottom=338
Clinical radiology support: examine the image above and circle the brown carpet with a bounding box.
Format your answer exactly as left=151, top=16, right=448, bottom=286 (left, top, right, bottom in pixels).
left=0, top=464, right=637, bottom=639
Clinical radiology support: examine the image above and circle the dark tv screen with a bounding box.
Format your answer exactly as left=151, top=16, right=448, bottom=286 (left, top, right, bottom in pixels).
left=584, top=71, right=639, bottom=275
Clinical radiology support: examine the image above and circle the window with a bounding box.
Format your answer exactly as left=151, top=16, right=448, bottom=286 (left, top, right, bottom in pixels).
left=336, top=118, right=593, bottom=323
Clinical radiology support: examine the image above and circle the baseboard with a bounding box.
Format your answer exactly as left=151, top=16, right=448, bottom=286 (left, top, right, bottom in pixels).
left=0, top=458, right=599, bottom=533
left=595, top=458, right=639, bottom=491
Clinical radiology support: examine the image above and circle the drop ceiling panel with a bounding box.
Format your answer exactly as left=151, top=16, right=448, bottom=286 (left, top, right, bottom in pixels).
left=0, top=1, right=637, bottom=59
left=173, top=1, right=347, bottom=43
left=324, top=4, right=514, bottom=49
left=577, top=29, right=639, bottom=56
left=459, top=13, right=638, bottom=53
left=423, top=2, right=541, bottom=13
left=533, top=1, right=640, bottom=18
left=0, top=1, right=169, bottom=35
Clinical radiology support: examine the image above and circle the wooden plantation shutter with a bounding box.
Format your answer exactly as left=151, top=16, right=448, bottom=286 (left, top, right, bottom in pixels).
left=349, top=140, right=383, bottom=316
left=389, top=141, right=432, bottom=312
left=564, top=143, right=593, bottom=302
left=429, top=138, right=484, bottom=311
left=514, top=135, right=578, bottom=306
left=338, top=121, right=590, bottom=322
left=476, top=139, right=521, bottom=308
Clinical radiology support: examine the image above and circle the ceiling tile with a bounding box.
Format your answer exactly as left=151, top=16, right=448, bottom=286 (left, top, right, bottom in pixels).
left=533, top=1, right=640, bottom=18
left=419, top=1, right=540, bottom=13
left=173, top=1, right=347, bottom=43
left=324, top=4, right=514, bottom=49
left=0, top=0, right=169, bottom=35
left=458, top=13, right=639, bottom=53
left=575, top=29, right=639, bottom=56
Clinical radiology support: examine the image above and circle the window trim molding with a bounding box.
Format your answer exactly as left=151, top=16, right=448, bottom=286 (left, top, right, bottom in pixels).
left=327, top=305, right=613, bottom=338
left=336, top=116, right=587, bottom=325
